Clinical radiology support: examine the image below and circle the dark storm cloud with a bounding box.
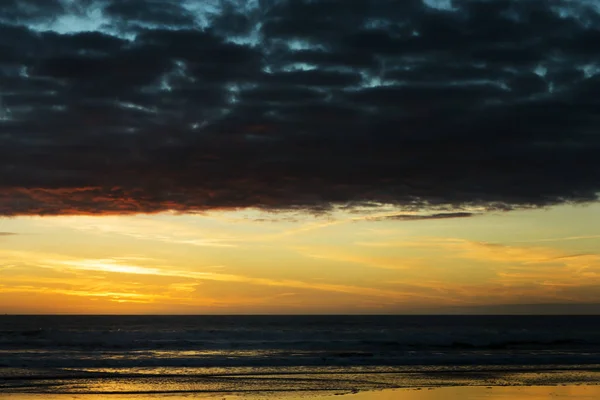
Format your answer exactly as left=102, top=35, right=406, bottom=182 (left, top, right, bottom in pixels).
left=1, top=0, right=600, bottom=216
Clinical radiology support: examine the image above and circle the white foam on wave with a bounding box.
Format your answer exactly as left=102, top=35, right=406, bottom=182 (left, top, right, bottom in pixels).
left=2, top=316, right=600, bottom=373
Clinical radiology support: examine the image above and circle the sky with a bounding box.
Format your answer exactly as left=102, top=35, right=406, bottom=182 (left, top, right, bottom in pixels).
left=1, top=0, right=600, bottom=314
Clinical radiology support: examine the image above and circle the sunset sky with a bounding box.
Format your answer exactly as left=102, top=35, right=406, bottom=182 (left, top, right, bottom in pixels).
left=1, top=0, right=600, bottom=314
left=2, top=204, right=600, bottom=314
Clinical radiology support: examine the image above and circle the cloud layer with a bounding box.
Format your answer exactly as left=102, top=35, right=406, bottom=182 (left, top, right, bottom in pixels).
left=1, top=0, right=599, bottom=215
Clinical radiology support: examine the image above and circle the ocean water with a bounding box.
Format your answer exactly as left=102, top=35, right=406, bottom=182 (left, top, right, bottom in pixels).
left=2, top=315, right=600, bottom=395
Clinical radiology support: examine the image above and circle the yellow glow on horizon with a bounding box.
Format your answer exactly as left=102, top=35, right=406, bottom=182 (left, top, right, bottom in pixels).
left=1, top=203, right=600, bottom=314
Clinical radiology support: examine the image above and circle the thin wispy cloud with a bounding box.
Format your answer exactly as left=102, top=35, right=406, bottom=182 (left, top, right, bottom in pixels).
left=510, top=235, right=600, bottom=243
left=33, top=215, right=240, bottom=247
left=44, top=256, right=417, bottom=301
left=294, top=246, right=417, bottom=270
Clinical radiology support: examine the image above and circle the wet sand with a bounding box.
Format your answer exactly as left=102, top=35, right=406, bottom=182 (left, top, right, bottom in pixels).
left=2, top=366, right=600, bottom=398
left=350, top=385, right=600, bottom=400
left=3, top=385, right=600, bottom=400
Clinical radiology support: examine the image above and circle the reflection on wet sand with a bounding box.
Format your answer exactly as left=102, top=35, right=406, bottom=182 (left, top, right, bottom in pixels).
left=4, top=385, right=600, bottom=400
left=349, top=385, right=600, bottom=400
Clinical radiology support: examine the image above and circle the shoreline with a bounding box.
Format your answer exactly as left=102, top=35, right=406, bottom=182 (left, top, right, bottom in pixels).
left=3, top=366, right=600, bottom=398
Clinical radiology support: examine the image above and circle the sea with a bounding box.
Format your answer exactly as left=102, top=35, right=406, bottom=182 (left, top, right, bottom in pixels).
left=2, top=315, right=600, bottom=396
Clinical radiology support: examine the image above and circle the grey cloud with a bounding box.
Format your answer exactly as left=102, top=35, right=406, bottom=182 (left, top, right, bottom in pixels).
left=0, top=0, right=599, bottom=216
left=367, top=212, right=476, bottom=221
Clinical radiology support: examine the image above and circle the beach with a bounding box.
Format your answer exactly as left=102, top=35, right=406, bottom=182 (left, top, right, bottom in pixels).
left=3, top=363, right=600, bottom=398
left=3, top=385, right=600, bottom=400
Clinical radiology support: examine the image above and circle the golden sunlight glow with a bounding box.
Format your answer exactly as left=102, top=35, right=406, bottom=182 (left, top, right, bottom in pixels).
left=347, top=385, right=600, bottom=400
left=5, top=385, right=600, bottom=400
left=1, top=203, right=600, bottom=314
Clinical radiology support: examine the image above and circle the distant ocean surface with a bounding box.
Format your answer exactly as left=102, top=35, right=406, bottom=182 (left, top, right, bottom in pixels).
left=2, top=315, right=600, bottom=395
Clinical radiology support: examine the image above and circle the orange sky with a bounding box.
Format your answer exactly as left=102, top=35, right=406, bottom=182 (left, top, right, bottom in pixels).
left=1, top=203, right=600, bottom=314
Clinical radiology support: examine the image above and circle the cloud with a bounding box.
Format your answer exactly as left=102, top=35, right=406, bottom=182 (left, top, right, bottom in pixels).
left=367, top=212, right=475, bottom=221
left=512, top=235, right=600, bottom=243
left=1, top=0, right=600, bottom=216
left=7, top=253, right=412, bottom=300
left=357, top=236, right=600, bottom=291
left=359, top=237, right=600, bottom=264
left=0, top=232, right=17, bottom=236
left=38, top=215, right=240, bottom=247
left=2, top=248, right=424, bottom=302
left=296, top=246, right=418, bottom=270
